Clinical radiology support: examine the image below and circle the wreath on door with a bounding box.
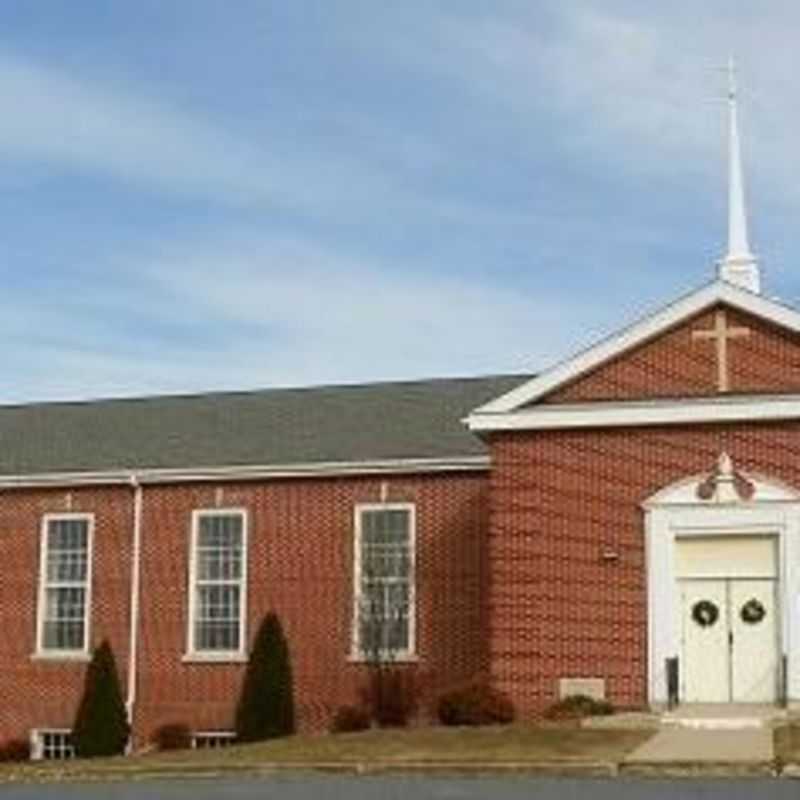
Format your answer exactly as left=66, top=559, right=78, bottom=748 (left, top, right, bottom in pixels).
left=691, top=599, right=719, bottom=628
left=740, top=598, right=766, bottom=625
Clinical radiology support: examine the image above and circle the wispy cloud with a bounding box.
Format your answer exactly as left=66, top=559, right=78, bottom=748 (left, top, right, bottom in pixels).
left=360, top=3, right=800, bottom=194
left=3, top=3, right=800, bottom=402
left=0, top=52, right=444, bottom=223
left=0, top=231, right=617, bottom=403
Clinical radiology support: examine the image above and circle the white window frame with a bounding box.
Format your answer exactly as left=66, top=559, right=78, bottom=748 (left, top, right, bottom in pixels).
left=30, top=728, right=75, bottom=761
left=352, top=502, right=416, bottom=661
left=34, top=513, right=94, bottom=660
left=185, top=508, right=248, bottom=662
left=191, top=730, right=237, bottom=749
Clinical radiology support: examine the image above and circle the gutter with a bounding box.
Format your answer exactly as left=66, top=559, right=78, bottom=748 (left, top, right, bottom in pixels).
left=0, top=456, right=490, bottom=490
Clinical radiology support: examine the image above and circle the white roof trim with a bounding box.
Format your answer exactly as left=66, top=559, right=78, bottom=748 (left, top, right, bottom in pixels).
left=472, top=280, right=800, bottom=416
left=467, top=394, right=800, bottom=432
left=0, top=456, right=489, bottom=490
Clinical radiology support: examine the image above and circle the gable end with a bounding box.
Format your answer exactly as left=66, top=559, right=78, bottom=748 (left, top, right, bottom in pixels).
left=470, top=280, right=800, bottom=418
left=540, top=303, right=800, bottom=404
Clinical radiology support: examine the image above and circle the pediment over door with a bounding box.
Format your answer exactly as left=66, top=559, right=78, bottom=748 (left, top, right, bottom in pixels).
left=643, top=453, right=800, bottom=508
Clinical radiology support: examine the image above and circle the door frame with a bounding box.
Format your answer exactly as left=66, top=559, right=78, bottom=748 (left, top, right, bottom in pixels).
left=643, top=461, right=800, bottom=707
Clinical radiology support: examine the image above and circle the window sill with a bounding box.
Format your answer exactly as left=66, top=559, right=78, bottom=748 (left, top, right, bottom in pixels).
left=30, top=651, right=91, bottom=663
left=347, top=653, right=419, bottom=664
left=182, top=652, right=248, bottom=664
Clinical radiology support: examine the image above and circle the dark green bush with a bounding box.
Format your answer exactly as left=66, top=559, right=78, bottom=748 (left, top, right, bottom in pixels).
left=361, top=667, right=417, bottom=728
left=437, top=683, right=515, bottom=726
left=330, top=705, right=371, bottom=733
left=0, top=739, right=30, bottom=762
left=235, top=612, right=296, bottom=742
left=72, top=640, right=130, bottom=758
left=544, top=694, right=614, bottom=720
left=152, top=722, right=192, bottom=751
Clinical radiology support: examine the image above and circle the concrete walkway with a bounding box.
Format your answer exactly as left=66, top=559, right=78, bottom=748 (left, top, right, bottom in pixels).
left=625, top=727, right=773, bottom=765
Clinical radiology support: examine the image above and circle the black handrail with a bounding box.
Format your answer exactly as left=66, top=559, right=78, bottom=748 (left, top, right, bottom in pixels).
left=780, top=653, right=788, bottom=708
left=666, top=656, right=679, bottom=709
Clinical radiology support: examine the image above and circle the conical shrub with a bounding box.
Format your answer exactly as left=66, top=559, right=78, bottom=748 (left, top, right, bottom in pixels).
left=235, top=612, right=295, bottom=741
left=72, top=640, right=130, bottom=757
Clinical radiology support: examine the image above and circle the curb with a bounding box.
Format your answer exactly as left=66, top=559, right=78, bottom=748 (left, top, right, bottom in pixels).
left=0, top=760, right=620, bottom=784
left=8, top=758, right=800, bottom=783
left=619, top=760, right=777, bottom=778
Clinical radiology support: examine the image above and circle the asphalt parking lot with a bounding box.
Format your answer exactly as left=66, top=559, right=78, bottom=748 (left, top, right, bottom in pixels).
left=1, top=776, right=798, bottom=800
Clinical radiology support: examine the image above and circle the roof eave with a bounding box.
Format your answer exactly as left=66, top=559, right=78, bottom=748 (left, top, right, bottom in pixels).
left=0, top=455, right=491, bottom=490
left=467, top=394, right=800, bottom=433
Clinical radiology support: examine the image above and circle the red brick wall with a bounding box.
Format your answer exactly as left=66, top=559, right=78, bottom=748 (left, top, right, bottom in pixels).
left=0, top=472, right=488, bottom=747
left=543, top=304, right=800, bottom=403
left=0, top=486, right=133, bottom=743
left=488, top=422, right=800, bottom=717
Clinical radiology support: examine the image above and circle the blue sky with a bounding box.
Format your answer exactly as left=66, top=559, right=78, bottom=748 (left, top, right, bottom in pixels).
left=2, top=1, right=799, bottom=402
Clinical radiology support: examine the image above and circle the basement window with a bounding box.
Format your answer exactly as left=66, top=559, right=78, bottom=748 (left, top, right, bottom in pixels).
left=191, top=731, right=236, bottom=749
left=30, top=729, right=75, bottom=761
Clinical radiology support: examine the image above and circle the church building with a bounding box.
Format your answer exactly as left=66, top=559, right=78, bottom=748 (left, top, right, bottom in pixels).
left=3, top=67, right=800, bottom=757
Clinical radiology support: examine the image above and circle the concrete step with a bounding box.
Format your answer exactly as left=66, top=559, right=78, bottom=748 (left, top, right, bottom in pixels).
left=660, top=703, right=787, bottom=730
left=662, top=716, right=770, bottom=730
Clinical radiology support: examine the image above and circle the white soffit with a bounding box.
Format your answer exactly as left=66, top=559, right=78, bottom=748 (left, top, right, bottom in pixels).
left=470, top=280, right=800, bottom=418
left=467, top=394, right=800, bottom=432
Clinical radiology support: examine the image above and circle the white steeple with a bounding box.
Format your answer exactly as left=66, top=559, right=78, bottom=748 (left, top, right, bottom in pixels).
left=718, top=56, right=760, bottom=294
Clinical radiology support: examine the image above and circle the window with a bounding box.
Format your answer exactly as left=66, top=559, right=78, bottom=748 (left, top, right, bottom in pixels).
left=192, top=731, right=236, bottom=749
left=31, top=729, right=75, bottom=761
left=37, top=515, right=92, bottom=656
left=188, top=510, right=247, bottom=658
left=354, top=504, right=415, bottom=659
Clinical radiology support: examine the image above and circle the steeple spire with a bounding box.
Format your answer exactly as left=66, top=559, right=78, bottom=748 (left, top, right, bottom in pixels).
left=718, top=56, right=760, bottom=294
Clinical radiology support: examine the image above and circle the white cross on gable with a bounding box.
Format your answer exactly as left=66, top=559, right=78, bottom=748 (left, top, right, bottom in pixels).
left=691, top=309, right=750, bottom=392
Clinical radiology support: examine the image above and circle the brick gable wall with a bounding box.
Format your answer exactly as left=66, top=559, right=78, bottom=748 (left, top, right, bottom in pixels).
left=0, top=472, right=488, bottom=747
left=542, top=304, right=800, bottom=403
left=487, top=422, right=800, bottom=717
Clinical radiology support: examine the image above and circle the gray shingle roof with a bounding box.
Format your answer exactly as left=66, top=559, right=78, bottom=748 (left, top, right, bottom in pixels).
left=0, top=374, right=528, bottom=477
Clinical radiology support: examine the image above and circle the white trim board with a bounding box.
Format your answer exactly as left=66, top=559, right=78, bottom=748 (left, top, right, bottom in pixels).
left=467, top=394, right=800, bottom=432
left=470, top=280, right=800, bottom=418
left=0, top=456, right=489, bottom=490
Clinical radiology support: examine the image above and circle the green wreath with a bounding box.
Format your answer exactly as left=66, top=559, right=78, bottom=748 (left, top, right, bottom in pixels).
left=691, top=599, right=719, bottom=628
left=740, top=598, right=766, bottom=625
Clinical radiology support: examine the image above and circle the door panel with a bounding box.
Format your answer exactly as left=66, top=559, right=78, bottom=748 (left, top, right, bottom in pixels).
left=681, top=579, right=729, bottom=702
left=730, top=579, right=777, bottom=702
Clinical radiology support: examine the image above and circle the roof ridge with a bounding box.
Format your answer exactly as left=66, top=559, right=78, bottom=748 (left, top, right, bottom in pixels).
left=0, top=372, right=531, bottom=413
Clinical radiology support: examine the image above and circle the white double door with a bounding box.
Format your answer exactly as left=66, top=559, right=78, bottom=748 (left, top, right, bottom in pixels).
left=680, top=578, right=778, bottom=703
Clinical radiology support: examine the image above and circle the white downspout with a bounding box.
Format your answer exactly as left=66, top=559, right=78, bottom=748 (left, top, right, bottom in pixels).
left=125, top=474, right=143, bottom=752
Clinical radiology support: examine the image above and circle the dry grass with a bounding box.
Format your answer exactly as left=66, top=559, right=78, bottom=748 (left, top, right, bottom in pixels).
left=0, top=724, right=654, bottom=783
left=151, top=724, right=651, bottom=764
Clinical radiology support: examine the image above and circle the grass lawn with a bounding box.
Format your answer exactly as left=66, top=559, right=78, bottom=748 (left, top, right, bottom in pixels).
left=0, top=724, right=654, bottom=782
left=774, top=724, right=800, bottom=765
